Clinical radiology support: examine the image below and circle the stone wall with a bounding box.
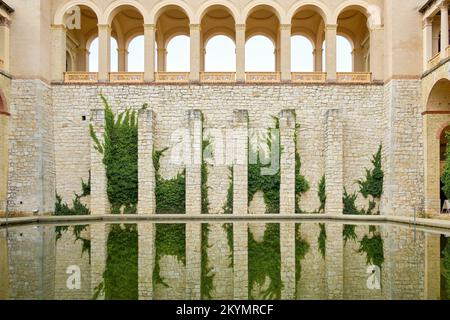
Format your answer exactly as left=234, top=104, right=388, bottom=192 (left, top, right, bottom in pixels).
left=51, top=83, right=386, bottom=215
left=7, top=79, right=55, bottom=215
left=0, top=73, right=10, bottom=216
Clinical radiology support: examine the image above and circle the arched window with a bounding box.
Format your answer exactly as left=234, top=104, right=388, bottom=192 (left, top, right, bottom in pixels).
left=336, top=35, right=352, bottom=72
left=205, top=35, right=235, bottom=71
left=166, top=35, right=190, bottom=72
left=291, top=35, right=314, bottom=72
left=128, top=35, right=144, bottom=72
left=245, top=35, right=275, bottom=71
left=88, top=37, right=118, bottom=72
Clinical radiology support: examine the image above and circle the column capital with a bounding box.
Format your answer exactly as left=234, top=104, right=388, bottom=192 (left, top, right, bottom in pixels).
left=0, top=16, right=11, bottom=27
left=369, top=24, right=383, bottom=31
left=97, top=24, right=111, bottom=31
left=423, top=17, right=434, bottom=28
left=189, top=24, right=201, bottom=31
left=143, top=24, right=156, bottom=30
left=325, top=24, right=337, bottom=30
left=439, top=0, right=449, bottom=10
left=236, top=24, right=246, bottom=31
left=280, top=24, right=291, bottom=31
left=50, top=24, right=66, bottom=31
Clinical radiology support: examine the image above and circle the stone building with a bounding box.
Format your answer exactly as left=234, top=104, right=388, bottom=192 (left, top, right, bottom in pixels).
left=0, top=0, right=449, bottom=217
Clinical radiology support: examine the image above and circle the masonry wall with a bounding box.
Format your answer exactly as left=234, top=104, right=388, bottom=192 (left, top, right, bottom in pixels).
left=0, top=73, right=10, bottom=216
left=51, top=84, right=387, bottom=214
left=7, top=79, right=55, bottom=215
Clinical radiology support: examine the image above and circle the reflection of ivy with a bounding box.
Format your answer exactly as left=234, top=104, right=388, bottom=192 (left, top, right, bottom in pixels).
left=202, top=138, right=211, bottom=214
left=103, top=224, right=138, bottom=300
left=201, top=224, right=214, bottom=299
left=358, top=226, right=384, bottom=269
left=318, top=223, right=327, bottom=259
left=153, top=148, right=186, bottom=214
left=295, top=224, right=310, bottom=297
left=248, top=119, right=280, bottom=214
left=90, top=96, right=139, bottom=214
left=442, top=238, right=450, bottom=298
left=343, top=225, right=358, bottom=245
left=248, top=224, right=281, bottom=300
left=222, top=223, right=233, bottom=267
left=153, top=224, right=186, bottom=288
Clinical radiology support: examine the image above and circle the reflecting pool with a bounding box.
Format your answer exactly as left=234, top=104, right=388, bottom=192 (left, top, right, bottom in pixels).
left=0, top=221, right=449, bottom=300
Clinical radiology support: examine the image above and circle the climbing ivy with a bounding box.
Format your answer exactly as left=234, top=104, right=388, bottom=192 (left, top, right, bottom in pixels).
left=248, top=119, right=280, bottom=214
left=442, top=132, right=450, bottom=200
left=357, top=226, right=384, bottom=269
left=294, top=124, right=310, bottom=213
left=153, top=223, right=186, bottom=288
left=295, top=224, right=310, bottom=297
left=103, top=224, right=138, bottom=300
left=223, top=167, right=233, bottom=214
left=248, top=223, right=282, bottom=300
left=201, top=224, right=214, bottom=299
left=318, top=223, right=327, bottom=259
left=202, top=139, right=211, bottom=214
left=357, top=145, right=383, bottom=199
left=90, top=95, right=139, bottom=214
left=318, top=175, right=326, bottom=213
left=153, top=148, right=186, bottom=214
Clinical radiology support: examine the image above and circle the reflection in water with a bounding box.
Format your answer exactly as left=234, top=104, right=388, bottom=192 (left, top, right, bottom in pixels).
left=0, top=222, right=449, bottom=300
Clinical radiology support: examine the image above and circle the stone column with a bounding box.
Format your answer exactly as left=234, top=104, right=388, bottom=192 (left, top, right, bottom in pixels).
left=51, top=25, right=66, bottom=82
left=233, top=222, right=248, bottom=299
left=280, top=110, right=296, bottom=214
left=314, top=48, right=323, bottom=72
left=138, top=223, right=155, bottom=300
left=369, top=26, right=384, bottom=81
left=325, top=223, right=343, bottom=299
left=424, top=233, right=441, bottom=300
left=157, top=48, right=166, bottom=72
left=236, top=24, right=246, bottom=82
left=440, top=2, right=449, bottom=59
left=117, top=48, right=128, bottom=72
left=423, top=18, right=433, bottom=70
left=138, top=109, right=156, bottom=215
left=0, top=111, right=9, bottom=215
left=325, top=25, right=337, bottom=81
left=186, top=110, right=202, bottom=215
left=280, top=24, right=291, bottom=82
left=144, top=24, right=156, bottom=82
left=0, top=17, right=10, bottom=73
left=190, top=24, right=201, bottom=82
left=186, top=223, right=201, bottom=299
left=424, top=115, right=441, bottom=215
left=280, top=222, right=295, bottom=299
left=90, top=109, right=109, bottom=215
left=98, top=24, right=111, bottom=82
left=90, top=224, right=108, bottom=299
left=233, top=110, right=248, bottom=215
left=324, top=109, right=343, bottom=215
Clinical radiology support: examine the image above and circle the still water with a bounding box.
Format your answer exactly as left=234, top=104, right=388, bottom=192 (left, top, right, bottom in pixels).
left=0, top=221, right=449, bottom=300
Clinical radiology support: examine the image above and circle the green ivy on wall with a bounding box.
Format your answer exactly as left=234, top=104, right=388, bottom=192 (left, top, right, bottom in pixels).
left=248, top=223, right=282, bottom=300
left=223, top=167, right=233, bottom=214
left=318, top=223, right=327, bottom=259
left=358, top=145, right=384, bottom=199
left=294, top=124, right=310, bottom=213
left=441, top=132, right=450, bottom=199
left=90, top=95, right=139, bottom=214
left=318, top=175, right=326, bottom=213
left=295, top=223, right=310, bottom=297
left=153, top=223, right=186, bottom=288
left=153, top=148, right=186, bottom=214
left=103, top=224, right=138, bottom=300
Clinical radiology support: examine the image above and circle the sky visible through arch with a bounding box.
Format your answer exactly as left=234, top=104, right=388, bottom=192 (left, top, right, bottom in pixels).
left=88, top=34, right=352, bottom=72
